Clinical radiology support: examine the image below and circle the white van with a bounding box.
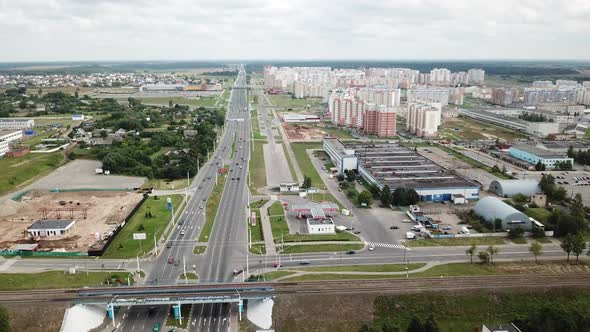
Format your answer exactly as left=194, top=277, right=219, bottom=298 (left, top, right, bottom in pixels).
left=460, top=226, right=470, bottom=235
left=405, top=232, right=416, bottom=240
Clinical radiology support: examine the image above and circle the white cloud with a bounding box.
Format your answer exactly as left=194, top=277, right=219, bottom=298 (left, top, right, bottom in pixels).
left=0, top=0, right=588, bottom=61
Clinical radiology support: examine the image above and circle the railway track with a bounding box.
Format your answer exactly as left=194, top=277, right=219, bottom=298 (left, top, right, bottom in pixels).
left=1, top=273, right=589, bottom=304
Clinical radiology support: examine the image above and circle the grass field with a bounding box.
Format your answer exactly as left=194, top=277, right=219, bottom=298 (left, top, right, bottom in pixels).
left=407, top=237, right=506, bottom=247
left=299, top=263, right=425, bottom=273
left=198, top=173, right=227, bottom=242
left=103, top=195, right=183, bottom=258
left=0, top=152, right=66, bottom=196
left=318, top=126, right=354, bottom=139
left=268, top=201, right=288, bottom=240
left=250, top=108, right=264, bottom=139
left=249, top=140, right=267, bottom=192
left=193, top=246, right=207, bottom=254
left=510, top=237, right=528, bottom=244
left=250, top=243, right=266, bottom=255
left=179, top=273, right=198, bottom=280
left=259, top=270, right=296, bottom=281
left=249, top=199, right=267, bottom=245
left=440, top=117, right=526, bottom=141
left=291, top=142, right=323, bottom=187
left=281, top=243, right=363, bottom=254
left=0, top=271, right=133, bottom=290
left=142, top=178, right=188, bottom=190
left=267, top=95, right=323, bottom=110
left=128, top=96, right=221, bottom=108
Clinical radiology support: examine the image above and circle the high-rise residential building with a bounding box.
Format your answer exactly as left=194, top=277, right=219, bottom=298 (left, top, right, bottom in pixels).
left=523, top=87, right=578, bottom=105
left=492, top=87, right=518, bottom=106
left=448, top=87, right=465, bottom=105
left=362, top=103, right=397, bottom=137
left=532, top=80, right=554, bottom=88
left=406, top=103, right=441, bottom=137
left=467, top=69, right=485, bottom=85
left=429, top=68, right=451, bottom=86
left=556, top=80, right=579, bottom=88
left=407, top=87, right=450, bottom=106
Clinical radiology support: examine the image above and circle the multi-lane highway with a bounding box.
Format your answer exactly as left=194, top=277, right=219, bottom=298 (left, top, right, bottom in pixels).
left=118, top=68, right=251, bottom=332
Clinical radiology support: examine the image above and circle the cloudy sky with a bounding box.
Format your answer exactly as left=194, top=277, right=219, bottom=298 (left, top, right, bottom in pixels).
left=1, top=0, right=589, bottom=62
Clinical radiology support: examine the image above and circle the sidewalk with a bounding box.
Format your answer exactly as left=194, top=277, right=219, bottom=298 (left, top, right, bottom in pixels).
left=259, top=199, right=278, bottom=255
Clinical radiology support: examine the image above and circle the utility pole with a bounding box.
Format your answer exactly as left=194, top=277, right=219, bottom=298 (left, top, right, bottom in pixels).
left=183, top=256, right=187, bottom=284
left=153, top=233, right=158, bottom=256
left=136, top=255, right=140, bottom=273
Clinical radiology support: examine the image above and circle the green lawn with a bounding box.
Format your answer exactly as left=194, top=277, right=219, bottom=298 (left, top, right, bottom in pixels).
left=142, top=178, right=188, bottom=190
left=131, top=96, right=221, bottom=108
left=249, top=140, right=267, bottom=192
left=249, top=200, right=267, bottom=244
left=318, top=126, right=354, bottom=139
left=291, top=142, right=323, bottom=187
left=230, top=133, right=237, bottom=160
left=267, top=95, right=323, bottom=110
left=250, top=243, right=266, bottom=255
left=440, top=116, right=526, bottom=141
left=251, top=108, right=263, bottom=138
left=281, top=243, right=363, bottom=254
left=193, top=246, right=207, bottom=254
left=0, top=271, right=133, bottom=290
left=407, top=237, right=506, bottom=247
left=268, top=201, right=288, bottom=240
left=0, top=152, right=66, bottom=196
left=179, top=273, right=198, bottom=280
left=166, top=304, right=192, bottom=329
left=282, top=231, right=360, bottom=243
left=536, top=237, right=553, bottom=243
left=198, top=173, right=227, bottom=242
left=259, top=270, right=296, bottom=281
left=298, top=263, right=425, bottom=273
left=103, top=195, right=183, bottom=258
left=525, top=207, right=552, bottom=223
left=510, top=237, right=528, bottom=244
left=281, top=143, right=297, bottom=181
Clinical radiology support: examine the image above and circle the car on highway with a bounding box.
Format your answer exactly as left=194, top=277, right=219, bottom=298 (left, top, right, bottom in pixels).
left=174, top=259, right=179, bottom=266
left=231, top=177, right=235, bottom=180
left=167, top=256, right=174, bottom=264
left=233, top=268, right=243, bottom=276
left=239, top=165, right=243, bottom=169
left=166, top=242, right=172, bottom=249
left=353, top=230, right=361, bottom=234
left=198, top=185, right=202, bottom=189
left=199, top=205, right=204, bottom=209
left=180, top=229, right=185, bottom=236
left=390, top=225, right=399, bottom=230
left=368, top=245, right=375, bottom=251
left=237, top=177, right=241, bottom=180
left=346, top=250, right=356, bottom=255
left=273, top=263, right=283, bottom=268
left=300, top=260, right=310, bottom=265
left=153, top=322, right=160, bottom=332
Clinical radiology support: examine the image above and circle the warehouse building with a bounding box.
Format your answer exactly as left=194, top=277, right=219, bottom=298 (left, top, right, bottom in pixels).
left=509, top=145, right=574, bottom=169
left=323, top=138, right=358, bottom=174
left=0, top=118, right=34, bottom=129
left=0, top=140, right=8, bottom=157
left=27, top=219, right=76, bottom=237
left=473, top=197, right=532, bottom=230
left=352, top=142, right=479, bottom=201
left=489, top=179, right=541, bottom=198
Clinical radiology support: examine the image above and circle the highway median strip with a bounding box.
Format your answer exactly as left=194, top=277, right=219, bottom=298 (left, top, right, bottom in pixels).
left=197, top=166, right=228, bottom=243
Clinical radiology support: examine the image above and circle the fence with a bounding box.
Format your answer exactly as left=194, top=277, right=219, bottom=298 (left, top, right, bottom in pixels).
left=88, top=194, right=149, bottom=256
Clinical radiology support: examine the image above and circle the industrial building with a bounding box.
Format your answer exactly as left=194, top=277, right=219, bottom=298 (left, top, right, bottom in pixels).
left=279, top=182, right=300, bottom=193
left=0, top=129, right=23, bottom=157
left=489, top=179, right=541, bottom=198
left=306, top=218, right=336, bottom=234
left=457, top=109, right=564, bottom=137
left=0, top=118, right=34, bottom=129
left=509, top=145, right=574, bottom=169
left=291, top=202, right=339, bottom=219
left=323, top=138, right=359, bottom=174
left=0, top=140, right=8, bottom=157
left=281, top=113, right=320, bottom=123
left=323, top=139, right=480, bottom=202
left=27, top=219, right=76, bottom=237
left=473, top=197, right=532, bottom=230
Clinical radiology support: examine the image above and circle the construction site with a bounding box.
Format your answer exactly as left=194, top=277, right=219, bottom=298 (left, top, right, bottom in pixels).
left=0, top=190, right=144, bottom=252
left=283, top=123, right=337, bottom=140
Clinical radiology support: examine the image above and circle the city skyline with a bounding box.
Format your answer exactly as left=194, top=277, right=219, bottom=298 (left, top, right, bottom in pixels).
left=1, top=0, right=590, bottom=62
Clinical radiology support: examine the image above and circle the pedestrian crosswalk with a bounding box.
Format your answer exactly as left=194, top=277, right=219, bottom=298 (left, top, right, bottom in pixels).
left=365, top=241, right=410, bottom=250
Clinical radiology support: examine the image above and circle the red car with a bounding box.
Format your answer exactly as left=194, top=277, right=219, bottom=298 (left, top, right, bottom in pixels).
left=167, top=256, right=174, bottom=264
left=273, top=263, right=283, bottom=268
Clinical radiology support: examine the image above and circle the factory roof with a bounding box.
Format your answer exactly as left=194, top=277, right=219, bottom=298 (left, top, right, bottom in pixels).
left=510, top=145, right=570, bottom=159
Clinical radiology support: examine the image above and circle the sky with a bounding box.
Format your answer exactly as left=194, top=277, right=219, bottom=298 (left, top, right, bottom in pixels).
left=1, top=0, right=589, bottom=62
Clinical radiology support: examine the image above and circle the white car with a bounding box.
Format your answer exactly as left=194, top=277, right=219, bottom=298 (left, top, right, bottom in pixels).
left=368, top=245, right=375, bottom=251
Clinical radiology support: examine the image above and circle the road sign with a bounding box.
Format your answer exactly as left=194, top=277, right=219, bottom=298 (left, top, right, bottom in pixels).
left=167, top=197, right=172, bottom=212
left=133, top=233, right=146, bottom=240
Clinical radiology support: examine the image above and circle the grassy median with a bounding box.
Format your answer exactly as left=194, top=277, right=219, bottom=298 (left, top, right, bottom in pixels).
left=0, top=271, right=133, bottom=290
left=197, top=172, right=228, bottom=243
left=248, top=140, right=267, bottom=192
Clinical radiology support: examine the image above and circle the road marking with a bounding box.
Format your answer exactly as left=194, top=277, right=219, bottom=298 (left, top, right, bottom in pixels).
left=365, top=241, right=410, bottom=250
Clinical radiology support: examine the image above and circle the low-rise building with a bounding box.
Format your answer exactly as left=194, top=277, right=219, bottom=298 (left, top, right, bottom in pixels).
left=0, top=118, right=34, bottom=129
left=489, top=179, right=541, bottom=198
left=279, top=182, right=300, bottom=193
left=509, top=145, right=574, bottom=169
left=323, top=138, right=358, bottom=174
left=473, top=197, right=532, bottom=230
left=281, top=113, right=320, bottom=123
left=72, top=114, right=85, bottom=121
left=27, top=219, right=76, bottom=237
left=306, top=218, right=336, bottom=234
left=0, top=140, right=8, bottom=157
left=0, top=129, right=23, bottom=144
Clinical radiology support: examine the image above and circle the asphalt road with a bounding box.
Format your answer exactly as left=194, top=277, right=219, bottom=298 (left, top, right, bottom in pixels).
left=117, top=68, right=251, bottom=332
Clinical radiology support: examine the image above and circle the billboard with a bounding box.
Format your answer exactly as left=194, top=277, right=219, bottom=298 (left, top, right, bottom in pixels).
left=133, top=233, right=146, bottom=240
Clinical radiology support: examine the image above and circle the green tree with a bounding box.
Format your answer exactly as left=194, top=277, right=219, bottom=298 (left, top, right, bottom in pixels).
left=406, top=316, right=424, bottom=332
left=512, top=193, right=528, bottom=204
left=535, top=161, right=545, bottom=171
left=37, top=88, right=43, bottom=96
left=487, top=245, right=499, bottom=264
left=0, top=305, right=10, bottom=332
left=75, top=88, right=79, bottom=99
left=168, top=99, right=173, bottom=108
left=380, top=185, right=392, bottom=207
left=466, top=243, right=477, bottom=264
left=560, top=234, right=574, bottom=262
left=302, top=175, right=312, bottom=189
left=478, top=251, right=490, bottom=264
left=357, top=190, right=373, bottom=207
left=529, top=241, right=543, bottom=263
left=570, top=193, right=585, bottom=219
left=552, top=186, right=567, bottom=202
left=423, top=315, right=439, bottom=332
left=100, top=130, right=108, bottom=139
left=571, top=234, right=586, bottom=263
